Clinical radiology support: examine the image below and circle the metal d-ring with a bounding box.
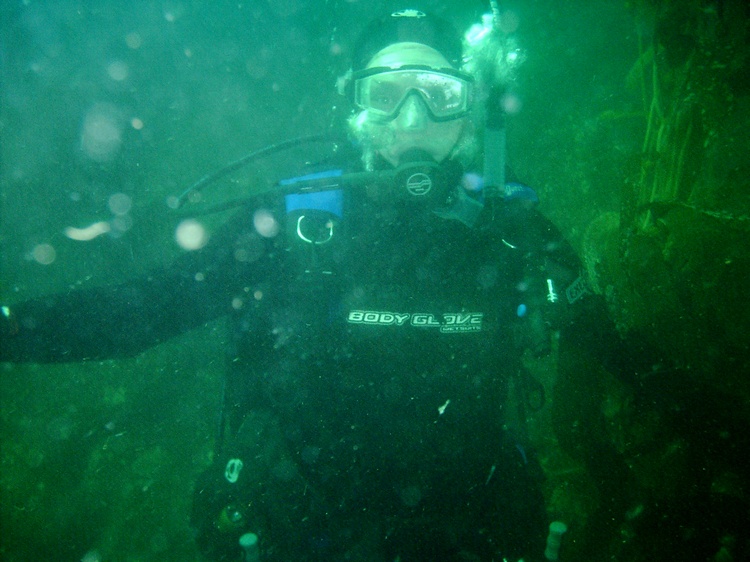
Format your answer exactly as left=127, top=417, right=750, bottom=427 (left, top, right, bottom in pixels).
left=296, top=215, right=334, bottom=245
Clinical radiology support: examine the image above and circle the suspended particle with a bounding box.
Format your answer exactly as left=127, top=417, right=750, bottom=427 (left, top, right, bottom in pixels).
left=253, top=209, right=279, bottom=238
left=31, top=243, right=56, bottom=265
left=108, top=193, right=132, bottom=216
left=175, top=219, right=209, bottom=250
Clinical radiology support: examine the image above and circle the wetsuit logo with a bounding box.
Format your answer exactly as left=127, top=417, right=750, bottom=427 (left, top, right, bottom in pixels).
left=348, top=310, right=483, bottom=333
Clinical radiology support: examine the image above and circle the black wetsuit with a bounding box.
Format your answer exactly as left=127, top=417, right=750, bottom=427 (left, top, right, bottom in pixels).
left=0, top=157, right=589, bottom=561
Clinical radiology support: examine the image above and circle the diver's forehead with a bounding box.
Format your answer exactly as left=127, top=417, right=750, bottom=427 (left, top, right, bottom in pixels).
left=366, top=42, right=453, bottom=70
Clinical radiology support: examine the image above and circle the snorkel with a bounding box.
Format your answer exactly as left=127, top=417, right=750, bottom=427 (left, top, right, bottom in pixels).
left=463, top=0, right=526, bottom=200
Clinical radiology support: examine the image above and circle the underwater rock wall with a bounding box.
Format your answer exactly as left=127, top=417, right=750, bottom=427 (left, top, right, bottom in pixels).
left=522, top=0, right=750, bottom=559
left=509, top=0, right=749, bottom=559
left=586, top=0, right=750, bottom=400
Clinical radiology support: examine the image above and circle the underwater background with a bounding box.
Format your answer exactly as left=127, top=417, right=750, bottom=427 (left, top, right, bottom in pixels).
left=1, top=0, right=749, bottom=560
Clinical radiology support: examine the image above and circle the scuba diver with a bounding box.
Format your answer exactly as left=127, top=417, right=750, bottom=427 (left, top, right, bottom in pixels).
left=0, top=6, right=651, bottom=562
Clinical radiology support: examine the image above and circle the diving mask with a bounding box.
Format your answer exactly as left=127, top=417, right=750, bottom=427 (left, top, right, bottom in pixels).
left=353, top=65, right=473, bottom=122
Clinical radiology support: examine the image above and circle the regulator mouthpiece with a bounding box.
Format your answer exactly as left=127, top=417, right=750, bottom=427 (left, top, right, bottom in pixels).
left=395, top=150, right=441, bottom=199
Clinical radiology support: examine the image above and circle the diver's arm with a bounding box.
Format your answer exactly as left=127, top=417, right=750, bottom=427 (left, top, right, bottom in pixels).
left=1, top=274, right=217, bottom=363
left=524, top=208, right=662, bottom=383
left=0, top=212, right=273, bottom=363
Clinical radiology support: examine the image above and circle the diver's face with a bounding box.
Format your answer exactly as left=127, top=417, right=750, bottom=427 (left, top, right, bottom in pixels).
left=357, top=43, right=469, bottom=166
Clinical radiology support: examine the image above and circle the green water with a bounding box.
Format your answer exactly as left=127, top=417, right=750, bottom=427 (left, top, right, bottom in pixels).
left=2, top=1, right=749, bottom=560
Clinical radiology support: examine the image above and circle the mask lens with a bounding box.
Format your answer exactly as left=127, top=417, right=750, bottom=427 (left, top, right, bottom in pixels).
left=366, top=78, right=405, bottom=115
left=355, top=68, right=470, bottom=120
left=414, top=72, right=466, bottom=118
